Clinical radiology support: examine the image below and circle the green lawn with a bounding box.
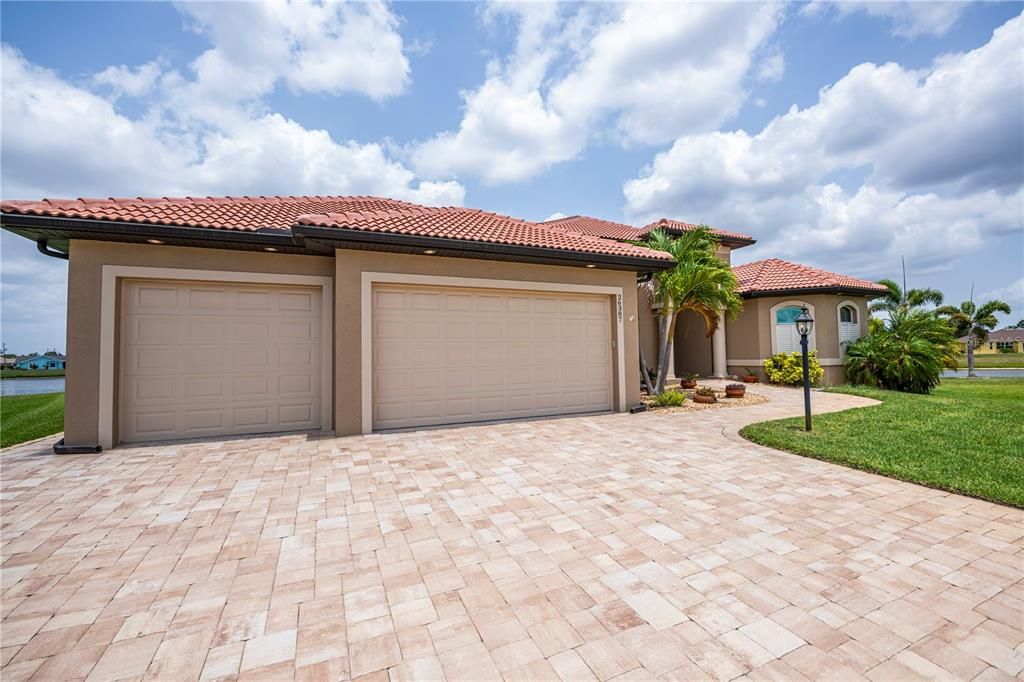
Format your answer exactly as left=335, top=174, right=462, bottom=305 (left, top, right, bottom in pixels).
left=1, top=368, right=65, bottom=378
left=740, top=379, right=1024, bottom=508
left=959, top=353, right=1024, bottom=368
left=1, top=392, right=64, bottom=448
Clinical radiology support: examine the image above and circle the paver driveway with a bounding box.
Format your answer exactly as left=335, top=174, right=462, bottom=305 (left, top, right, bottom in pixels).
left=2, top=384, right=1022, bottom=681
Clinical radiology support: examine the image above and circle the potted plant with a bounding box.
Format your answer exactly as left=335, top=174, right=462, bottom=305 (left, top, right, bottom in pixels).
left=741, top=368, right=759, bottom=383
left=680, top=372, right=698, bottom=389
left=725, top=383, right=746, bottom=398
left=693, top=386, right=717, bottom=404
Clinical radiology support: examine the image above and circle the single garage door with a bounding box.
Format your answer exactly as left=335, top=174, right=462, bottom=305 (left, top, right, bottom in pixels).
left=372, top=284, right=614, bottom=430
left=120, top=279, right=322, bottom=443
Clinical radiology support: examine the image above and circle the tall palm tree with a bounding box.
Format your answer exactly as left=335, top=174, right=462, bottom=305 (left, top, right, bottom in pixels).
left=868, top=278, right=945, bottom=314
left=937, top=298, right=1012, bottom=376
left=640, top=227, right=742, bottom=393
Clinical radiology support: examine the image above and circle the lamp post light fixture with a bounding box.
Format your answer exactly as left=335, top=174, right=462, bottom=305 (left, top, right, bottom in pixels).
left=795, top=306, right=814, bottom=431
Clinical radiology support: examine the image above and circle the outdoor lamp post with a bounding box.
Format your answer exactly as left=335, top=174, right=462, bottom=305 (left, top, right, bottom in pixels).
left=795, top=306, right=814, bottom=431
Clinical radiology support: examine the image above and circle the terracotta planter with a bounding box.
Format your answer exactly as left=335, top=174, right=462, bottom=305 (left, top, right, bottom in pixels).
left=741, top=375, right=758, bottom=384
left=680, top=379, right=697, bottom=389
left=725, top=386, right=746, bottom=398
left=693, top=393, right=717, bottom=404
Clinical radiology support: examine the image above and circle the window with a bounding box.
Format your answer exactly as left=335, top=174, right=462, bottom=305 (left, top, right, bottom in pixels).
left=996, top=341, right=1014, bottom=350
left=838, top=302, right=861, bottom=355
left=773, top=305, right=804, bottom=353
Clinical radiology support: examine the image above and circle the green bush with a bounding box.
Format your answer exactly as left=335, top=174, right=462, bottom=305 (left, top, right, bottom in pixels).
left=652, top=390, right=686, bottom=407
left=844, top=310, right=958, bottom=394
left=763, top=351, right=824, bottom=386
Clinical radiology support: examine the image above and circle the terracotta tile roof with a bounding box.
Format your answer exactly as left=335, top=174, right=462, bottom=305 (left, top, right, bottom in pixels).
left=642, top=218, right=755, bottom=244
left=297, top=207, right=672, bottom=261
left=0, top=195, right=421, bottom=231
left=542, top=215, right=646, bottom=241
left=1, top=195, right=671, bottom=263
left=733, top=259, right=889, bottom=296
left=543, top=214, right=755, bottom=246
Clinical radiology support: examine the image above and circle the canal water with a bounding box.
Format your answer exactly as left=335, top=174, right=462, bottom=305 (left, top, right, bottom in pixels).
left=1, top=377, right=66, bottom=396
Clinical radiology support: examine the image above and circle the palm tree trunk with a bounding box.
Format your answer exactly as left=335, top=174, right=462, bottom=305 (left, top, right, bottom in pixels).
left=639, top=339, right=655, bottom=395
left=967, top=335, right=976, bottom=377
left=654, top=306, right=674, bottom=394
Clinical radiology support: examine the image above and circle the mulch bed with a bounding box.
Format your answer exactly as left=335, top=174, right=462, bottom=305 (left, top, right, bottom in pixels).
left=641, top=387, right=769, bottom=413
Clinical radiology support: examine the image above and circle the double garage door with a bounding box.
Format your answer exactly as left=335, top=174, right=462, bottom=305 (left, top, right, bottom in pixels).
left=118, top=279, right=614, bottom=443
left=371, top=284, right=614, bottom=430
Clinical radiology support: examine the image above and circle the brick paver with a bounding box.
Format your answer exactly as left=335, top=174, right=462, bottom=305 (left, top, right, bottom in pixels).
left=2, top=384, right=1021, bottom=680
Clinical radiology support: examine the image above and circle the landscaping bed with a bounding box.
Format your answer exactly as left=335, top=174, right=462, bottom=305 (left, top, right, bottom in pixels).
left=642, top=386, right=769, bottom=413
left=740, top=378, right=1024, bottom=508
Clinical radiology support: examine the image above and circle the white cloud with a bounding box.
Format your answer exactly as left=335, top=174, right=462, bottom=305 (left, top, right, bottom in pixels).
left=544, top=211, right=567, bottom=222
left=0, top=231, right=68, bottom=355
left=805, top=1, right=970, bottom=38
left=412, top=2, right=781, bottom=184
left=178, top=0, right=411, bottom=103
left=756, top=49, right=785, bottom=83
left=93, top=60, right=163, bottom=97
left=1, top=43, right=462, bottom=205
left=623, top=12, right=1023, bottom=278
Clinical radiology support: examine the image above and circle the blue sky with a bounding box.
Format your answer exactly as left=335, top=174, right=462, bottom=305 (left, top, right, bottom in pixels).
left=1, top=1, right=1022, bottom=353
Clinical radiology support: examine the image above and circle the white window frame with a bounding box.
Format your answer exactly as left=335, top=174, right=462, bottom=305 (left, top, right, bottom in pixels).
left=99, top=265, right=334, bottom=450
left=770, top=300, right=816, bottom=355
left=837, top=300, right=862, bottom=357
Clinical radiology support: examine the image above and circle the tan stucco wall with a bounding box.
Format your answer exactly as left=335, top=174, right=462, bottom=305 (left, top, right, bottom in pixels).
left=334, top=250, right=641, bottom=435
left=64, top=241, right=334, bottom=446
left=725, top=294, right=871, bottom=385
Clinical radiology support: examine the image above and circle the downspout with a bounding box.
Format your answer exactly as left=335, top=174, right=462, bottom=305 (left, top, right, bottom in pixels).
left=36, top=239, right=69, bottom=260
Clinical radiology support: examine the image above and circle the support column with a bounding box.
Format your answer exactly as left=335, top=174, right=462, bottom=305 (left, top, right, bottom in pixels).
left=712, top=311, right=728, bottom=378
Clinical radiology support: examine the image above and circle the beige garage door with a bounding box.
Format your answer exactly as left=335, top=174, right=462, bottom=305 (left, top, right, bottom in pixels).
left=372, top=284, right=614, bottom=430
left=119, top=279, right=322, bottom=443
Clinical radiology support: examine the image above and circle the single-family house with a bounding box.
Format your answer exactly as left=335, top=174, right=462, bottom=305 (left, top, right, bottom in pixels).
left=958, top=328, right=1024, bottom=354
left=2, top=194, right=884, bottom=450
left=541, top=217, right=887, bottom=386
left=12, top=352, right=66, bottom=370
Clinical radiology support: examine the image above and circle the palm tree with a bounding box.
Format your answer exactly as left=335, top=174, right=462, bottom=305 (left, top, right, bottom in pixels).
left=868, top=278, right=945, bottom=314
left=640, top=227, right=742, bottom=394
left=937, top=297, right=1012, bottom=376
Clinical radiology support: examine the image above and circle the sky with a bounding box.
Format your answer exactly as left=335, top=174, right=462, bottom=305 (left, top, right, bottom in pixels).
left=1, top=0, right=1021, bottom=354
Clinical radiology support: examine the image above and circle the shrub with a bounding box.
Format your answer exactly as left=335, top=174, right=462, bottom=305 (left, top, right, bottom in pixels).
left=844, top=309, right=958, bottom=393
left=763, top=351, right=824, bottom=386
left=694, top=386, right=716, bottom=397
left=652, top=390, right=686, bottom=407
left=681, top=371, right=699, bottom=380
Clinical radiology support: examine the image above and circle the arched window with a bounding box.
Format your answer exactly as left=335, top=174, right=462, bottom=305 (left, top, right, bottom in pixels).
left=771, top=302, right=815, bottom=354
left=838, top=301, right=861, bottom=355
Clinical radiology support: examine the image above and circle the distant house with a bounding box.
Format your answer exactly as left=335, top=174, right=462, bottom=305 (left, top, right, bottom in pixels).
left=13, top=352, right=66, bottom=370
left=1, top=354, right=16, bottom=369
left=959, top=328, right=1024, bottom=354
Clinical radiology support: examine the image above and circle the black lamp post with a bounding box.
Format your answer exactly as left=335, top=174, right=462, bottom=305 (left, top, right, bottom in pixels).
left=795, top=306, right=814, bottom=431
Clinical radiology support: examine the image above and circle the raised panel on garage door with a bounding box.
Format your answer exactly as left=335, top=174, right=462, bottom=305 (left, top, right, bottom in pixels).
left=119, top=279, right=322, bottom=443
left=372, top=284, right=613, bottom=430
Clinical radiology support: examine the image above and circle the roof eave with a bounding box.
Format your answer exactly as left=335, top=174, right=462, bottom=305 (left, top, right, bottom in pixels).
left=740, top=286, right=887, bottom=299
left=291, top=225, right=675, bottom=272
left=1, top=213, right=675, bottom=272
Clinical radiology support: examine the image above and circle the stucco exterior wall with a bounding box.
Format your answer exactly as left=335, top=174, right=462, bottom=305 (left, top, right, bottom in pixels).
left=725, top=293, right=871, bottom=385
left=64, top=241, right=335, bottom=446
left=334, top=249, right=641, bottom=436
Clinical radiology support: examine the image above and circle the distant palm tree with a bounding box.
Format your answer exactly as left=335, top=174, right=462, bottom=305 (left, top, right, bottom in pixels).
left=869, top=278, right=945, bottom=315
left=640, top=227, right=742, bottom=394
left=937, top=298, right=1012, bottom=376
